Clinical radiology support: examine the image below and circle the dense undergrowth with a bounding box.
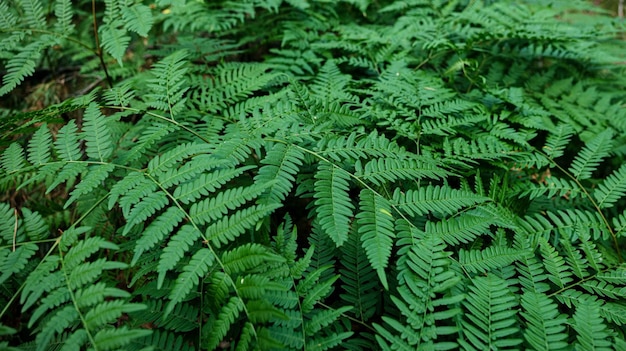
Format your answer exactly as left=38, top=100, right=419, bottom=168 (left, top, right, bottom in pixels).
left=2, top=0, right=626, bottom=350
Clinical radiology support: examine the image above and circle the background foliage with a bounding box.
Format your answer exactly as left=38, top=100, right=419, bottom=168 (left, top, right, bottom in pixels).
left=1, top=0, right=626, bottom=350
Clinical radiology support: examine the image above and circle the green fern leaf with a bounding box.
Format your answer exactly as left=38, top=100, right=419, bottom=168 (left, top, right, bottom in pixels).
left=84, top=300, right=146, bottom=329
left=53, top=0, right=75, bottom=34
left=26, top=123, right=52, bottom=166
left=54, top=120, right=83, bottom=161
left=520, top=292, right=568, bottom=351
left=206, top=204, right=281, bottom=248
left=122, top=4, right=154, bottom=37
left=355, top=158, right=448, bottom=186
left=356, top=189, right=395, bottom=290
left=148, top=142, right=213, bottom=182
left=314, top=163, right=354, bottom=247
left=459, top=245, right=525, bottom=274
left=543, top=123, right=575, bottom=159
left=145, top=50, right=189, bottom=116
left=255, top=143, right=304, bottom=205
left=204, top=296, right=245, bottom=350
left=1, top=143, right=26, bottom=174
left=189, top=183, right=272, bottom=226
left=109, top=171, right=152, bottom=212
left=123, top=191, right=169, bottom=235
left=305, top=332, right=354, bottom=351
left=65, top=164, right=115, bottom=208
left=568, top=129, right=613, bottom=180
left=22, top=207, right=49, bottom=240
left=21, top=0, right=45, bottom=28
left=157, top=224, right=203, bottom=288
left=166, top=248, right=215, bottom=316
left=158, top=155, right=227, bottom=189
left=392, top=185, right=489, bottom=217
left=99, top=21, right=131, bottom=65
left=92, top=327, right=151, bottom=351
left=594, top=164, right=626, bottom=209
left=459, top=274, right=522, bottom=351
left=82, top=103, right=113, bottom=161
left=0, top=1, right=18, bottom=28
left=35, top=305, right=79, bottom=351
left=517, top=251, right=550, bottom=293
left=339, top=225, right=380, bottom=322
left=173, top=165, right=254, bottom=204
left=305, top=306, right=353, bottom=336
left=426, top=210, right=494, bottom=246
left=572, top=297, right=613, bottom=351
left=538, top=237, right=573, bottom=289
left=132, top=206, right=186, bottom=266
left=221, top=243, right=286, bottom=275
left=0, top=243, right=37, bottom=285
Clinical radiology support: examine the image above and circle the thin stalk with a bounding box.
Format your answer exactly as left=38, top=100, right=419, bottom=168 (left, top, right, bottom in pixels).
left=91, top=0, right=113, bottom=88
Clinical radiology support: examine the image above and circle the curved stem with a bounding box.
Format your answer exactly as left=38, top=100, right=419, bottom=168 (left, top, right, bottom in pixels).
left=92, top=0, right=113, bottom=88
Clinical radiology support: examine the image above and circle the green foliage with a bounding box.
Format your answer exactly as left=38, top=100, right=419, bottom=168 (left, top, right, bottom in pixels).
left=2, top=0, right=626, bottom=350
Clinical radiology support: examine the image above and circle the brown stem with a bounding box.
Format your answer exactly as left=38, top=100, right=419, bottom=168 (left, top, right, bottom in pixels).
left=92, top=0, right=113, bottom=88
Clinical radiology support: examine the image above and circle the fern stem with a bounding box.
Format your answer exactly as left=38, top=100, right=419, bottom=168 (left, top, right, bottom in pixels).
left=91, top=0, right=113, bottom=89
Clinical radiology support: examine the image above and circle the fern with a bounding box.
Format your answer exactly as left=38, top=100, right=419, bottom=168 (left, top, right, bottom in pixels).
left=314, top=163, right=354, bottom=247
left=3, top=0, right=626, bottom=349
left=459, top=274, right=522, bottom=350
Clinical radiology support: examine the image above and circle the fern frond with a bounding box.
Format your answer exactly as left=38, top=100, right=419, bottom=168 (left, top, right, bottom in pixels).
left=21, top=0, right=46, bottom=28
left=356, top=189, right=394, bottom=290
left=53, top=0, right=74, bottom=34
left=147, top=142, right=212, bottom=180
left=157, top=224, right=203, bottom=288
left=205, top=204, right=281, bottom=248
left=0, top=40, right=46, bottom=96
left=313, top=163, right=354, bottom=247
left=520, top=292, right=569, bottom=351
left=145, top=50, right=190, bottom=116
left=83, top=103, right=113, bottom=161
left=131, top=207, right=185, bottom=266
left=543, top=124, right=575, bottom=160
left=392, top=185, right=489, bottom=217
left=538, top=237, right=573, bottom=289
left=594, top=164, right=626, bottom=209
left=1, top=143, right=26, bottom=175
left=124, top=191, right=169, bottom=235
left=54, top=120, right=83, bottom=162
left=25, top=123, right=52, bottom=166
left=459, top=274, right=522, bottom=351
left=376, top=234, right=462, bottom=350
left=568, top=129, right=613, bottom=180
left=166, top=248, right=215, bottom=316
left=92, top=327, right=151, bottom=351
left=173, top=164, right=253, bottom=204
left=355, top=158, right=448, bottom=186
left=426, top=210, right=494, bottom=245
left=121, top=4, right=154, bottom=37
left=459, top=245, right=525, bottom=274
left=189, top=183, right=271, bottom=226
left=65, top=164, right=115, bottom=208
left=203, top=296, right=245, bottom=350
left=0, top=243, right=37, bottom=285
left=255, top=143, right=305, bottom=206
left=99, top=20, right=131, bottom=65
left=572, top=296, right=613, bottom=351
